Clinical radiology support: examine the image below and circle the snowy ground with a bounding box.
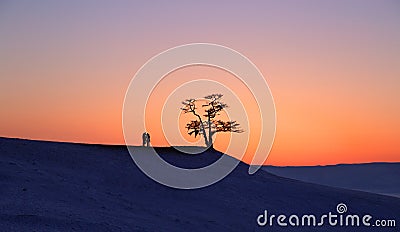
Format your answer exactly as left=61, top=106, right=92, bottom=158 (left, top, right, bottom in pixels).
left=264, top=163, right=400, bottom=198
left=0, top=137, right=399, bottom=231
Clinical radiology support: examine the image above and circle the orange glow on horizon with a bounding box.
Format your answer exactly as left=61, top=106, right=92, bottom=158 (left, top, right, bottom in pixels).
left=1, top=1, right=399, bottom=166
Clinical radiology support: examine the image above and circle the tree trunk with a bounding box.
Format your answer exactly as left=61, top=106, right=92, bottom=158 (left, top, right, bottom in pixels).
left=208, top=117, right=212, bottom=147
left=200, top=122, right=209, bottom=147
left=193, top=111, right=208, bottom=147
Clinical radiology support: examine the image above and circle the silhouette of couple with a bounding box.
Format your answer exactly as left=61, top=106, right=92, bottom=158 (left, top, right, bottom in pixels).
left=142, top=132, right=151, bottom=147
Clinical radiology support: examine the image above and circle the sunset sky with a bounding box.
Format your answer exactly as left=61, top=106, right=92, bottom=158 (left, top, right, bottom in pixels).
left=1, top=0, right=399, bottom=166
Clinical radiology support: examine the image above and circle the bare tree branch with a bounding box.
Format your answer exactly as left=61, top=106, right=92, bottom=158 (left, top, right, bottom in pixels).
left=181, top=94, right=243, bottom=147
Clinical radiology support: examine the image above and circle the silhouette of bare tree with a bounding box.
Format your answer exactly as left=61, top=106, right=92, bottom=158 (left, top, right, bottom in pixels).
left=181, top=94, right=243, bottom=147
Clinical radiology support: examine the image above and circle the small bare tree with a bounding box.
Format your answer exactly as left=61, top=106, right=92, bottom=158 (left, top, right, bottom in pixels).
left=181, top=94, right=243, bottom=147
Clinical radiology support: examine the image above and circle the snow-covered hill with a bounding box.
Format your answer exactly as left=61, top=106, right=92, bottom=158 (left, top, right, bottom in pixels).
left=0, top=137, right=399, bottom=231
left=264, top=163, right=400, bottom=198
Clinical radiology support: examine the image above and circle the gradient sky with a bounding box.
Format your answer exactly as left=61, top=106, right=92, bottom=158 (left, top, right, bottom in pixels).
left=1, top=0, right=399, bottom=165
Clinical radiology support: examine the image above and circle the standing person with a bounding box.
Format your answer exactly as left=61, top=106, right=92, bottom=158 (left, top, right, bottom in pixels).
left=142, top=132, right=147, bottom=147
left=146, top=132, right=151, bottom=147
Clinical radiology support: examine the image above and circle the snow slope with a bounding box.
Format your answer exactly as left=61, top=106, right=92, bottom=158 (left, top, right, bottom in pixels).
left=264, top=163, right=400, bottom=198
left=0, top=137, right=399, bottom=231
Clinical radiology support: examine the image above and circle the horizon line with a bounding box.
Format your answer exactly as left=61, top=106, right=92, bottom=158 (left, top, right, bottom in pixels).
left=1, top=136, right=398, bottom=167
